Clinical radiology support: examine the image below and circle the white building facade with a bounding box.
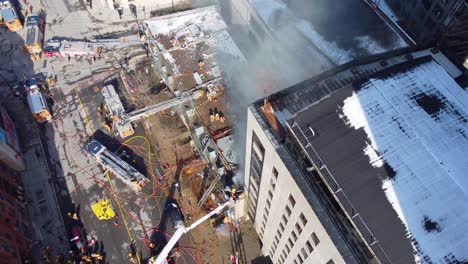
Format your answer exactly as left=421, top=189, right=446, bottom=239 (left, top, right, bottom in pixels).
left=244, top=108, right=345, bottom=264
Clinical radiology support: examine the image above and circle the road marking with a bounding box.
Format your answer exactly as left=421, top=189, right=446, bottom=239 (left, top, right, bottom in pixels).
left=106, top=171, right=141, bottom=264
left=74, top=87, right=93, bottom=135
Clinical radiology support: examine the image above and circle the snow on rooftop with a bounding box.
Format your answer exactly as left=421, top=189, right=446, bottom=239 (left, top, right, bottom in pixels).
left=210, top=30, right=246, bottom=62
left=250, top=0, right=287, bottom=30
left=146, top=6, right=245, bottom=75
left=296, top=20, right=353, bottom=65
left=251, top=0, right=407, bottom=65
left=163, top=52, right=179, bottom=75
left=146, top=6, right=227, bottom=38
left=340, top=60, right=468, bottom=262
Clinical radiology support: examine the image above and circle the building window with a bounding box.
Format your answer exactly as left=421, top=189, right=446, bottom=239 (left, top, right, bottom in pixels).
left=270, top=179, right=276, bottom=190
left=252, top=131, right=265, bottom=157
left=301, top=247, right=308, bottom=259
left=297, top=254, right=304, bottom=264
left=292, top=231, right=298, bottom=241
left=277, top=230, right=282, bottom=239
left=306, top=241, right=313, bottom=252
left=285, top=206, right=292, bottom=217
left=285, top=243, right=290, bottom=253
left=266, top=200, right=271, bottom=209
left=299, top=213, right=307, bottom=226
left=312, top=232, right=320, bottom=246
left=279, top=222, right=285, bottom=232
left=288, top=238, right=293, bottom=248
left=275, top=236, right=279, bottom=244
left=288, top=194, right=296, bottom=207
left=273, top=167, right=278, bottom=179
left=268, top=190, right=273, bottom=200
left=295, top=223, right=302, bottom=234
left=282, top=215, right=288, bottom=224
left=326, top=260, right=335, bottom=264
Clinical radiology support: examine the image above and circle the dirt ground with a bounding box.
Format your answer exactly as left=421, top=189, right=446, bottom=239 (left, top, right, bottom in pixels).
left=117, top=51, right=263, bottom=264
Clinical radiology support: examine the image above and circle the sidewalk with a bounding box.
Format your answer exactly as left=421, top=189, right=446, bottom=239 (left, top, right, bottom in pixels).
left=85, top=0, right=191, bottom=23
left=0, top=92, right=69, bottom=257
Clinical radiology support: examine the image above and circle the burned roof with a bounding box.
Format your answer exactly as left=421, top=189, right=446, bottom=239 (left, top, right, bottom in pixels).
left=283, top=58, right=468, bottom=263
left=145, top=6, right=245, bottom=92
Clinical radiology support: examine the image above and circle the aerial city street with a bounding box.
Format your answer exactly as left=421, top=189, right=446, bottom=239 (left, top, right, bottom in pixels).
left=0, top=0, right=467, bottom=263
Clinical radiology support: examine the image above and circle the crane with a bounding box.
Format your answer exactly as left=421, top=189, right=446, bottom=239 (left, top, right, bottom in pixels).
left=150, top=201, right=231, bottom=264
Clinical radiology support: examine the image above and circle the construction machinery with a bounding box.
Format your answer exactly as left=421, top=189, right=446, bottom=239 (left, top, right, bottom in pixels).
left=84, top=139, right=148, bottom=191
left=23, top=78, right=52, bottom=123
left=24, top=14, right=44, bottom=60
left=0, top=0, right=22, bottom=31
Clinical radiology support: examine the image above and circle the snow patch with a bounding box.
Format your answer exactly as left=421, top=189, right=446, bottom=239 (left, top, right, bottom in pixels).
left=347, top=60, right=468, bottom=262
left=355, top=35, right=387, bottom=54
left=163, top=53, right=180, bottom=75
left=363, top=143, right=383, bottom=167
left=250, top=0, right=287, bottom=31
left=340, top=91, right=382, bottom=167
left=146, top=7, right=226, bottom=38
left=296, top=20, right=354, bottom=65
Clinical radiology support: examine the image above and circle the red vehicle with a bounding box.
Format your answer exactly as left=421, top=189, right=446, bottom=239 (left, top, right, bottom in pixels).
left=42, top=40, right=101, bottom=58
left=42, top=40, right=61, bottom=57
left=70, top=225, right=84, bottom=250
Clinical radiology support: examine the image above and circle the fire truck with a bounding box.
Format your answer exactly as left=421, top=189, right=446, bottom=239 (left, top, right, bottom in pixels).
left=43, top=40, right=101, bottom=58
left=0, top=0, right=22, bottom=31
left=84, top=139, right=148, bottom=191
left=24, top=14, right=45, bottom=58
left=23, top=78, right=52, bottom=123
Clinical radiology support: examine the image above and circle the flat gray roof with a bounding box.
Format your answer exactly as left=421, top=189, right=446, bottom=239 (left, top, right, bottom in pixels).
left=253, top=50, right=468, bottom=263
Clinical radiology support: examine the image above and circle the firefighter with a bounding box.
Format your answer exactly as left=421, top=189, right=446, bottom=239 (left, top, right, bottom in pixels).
left=68, top=212, right=79, bottom=220
left=209, top=108, right=214, bottom=123
left=128, top=252, right=136, bottom=263
left=148, top=242, right=156, bottom=249
left=214, top=107, right=219, bottom=121
left=102, top=121, right=111, bottom=133
left=97, top=106, right=102, bottom=118
left=91, top=253, right=103, bottom=260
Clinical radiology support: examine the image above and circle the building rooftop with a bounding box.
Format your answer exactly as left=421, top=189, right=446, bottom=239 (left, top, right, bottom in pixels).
left=253, top=50, right=468, bottom=263
left=146, top=6, right=245, bottom=92
left=250, top=0, right=407, bottom=64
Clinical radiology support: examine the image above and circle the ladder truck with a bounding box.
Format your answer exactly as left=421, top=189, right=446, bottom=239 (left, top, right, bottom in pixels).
left=107, top=88, right=204, bottom=139
left=84, top=139, right=148, bottom=191
left=150, top=201, right=232, bottom=264
left=24, top=14, right=45, bottom=61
